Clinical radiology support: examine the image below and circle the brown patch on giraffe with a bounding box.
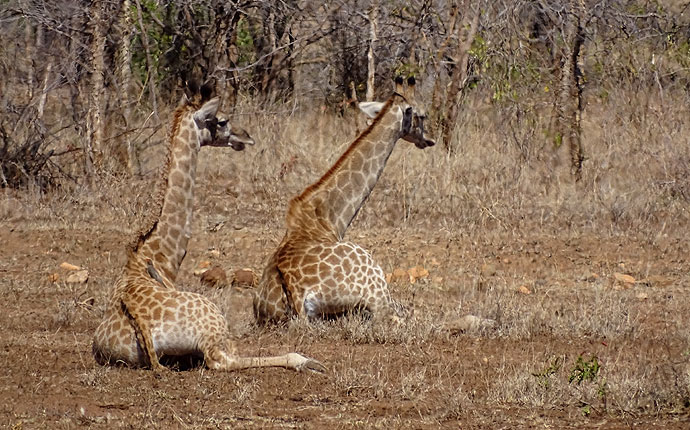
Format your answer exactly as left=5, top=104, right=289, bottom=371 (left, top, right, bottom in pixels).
left=169, top=170, right=185, bottom=187
left=168, top=227, right=181, bottom=241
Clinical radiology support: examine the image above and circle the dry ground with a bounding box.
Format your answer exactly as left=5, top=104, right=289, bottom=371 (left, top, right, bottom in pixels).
left=1, top=184, right=689, bottom=429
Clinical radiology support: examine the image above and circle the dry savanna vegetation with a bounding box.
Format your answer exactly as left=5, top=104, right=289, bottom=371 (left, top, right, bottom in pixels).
left=1, top=0, right=690, bottom=428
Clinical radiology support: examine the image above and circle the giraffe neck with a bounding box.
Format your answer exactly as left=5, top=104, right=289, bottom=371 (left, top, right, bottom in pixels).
left=135, top=111, right=199, bottom=283
left=289, top=98, right=402, bottom=240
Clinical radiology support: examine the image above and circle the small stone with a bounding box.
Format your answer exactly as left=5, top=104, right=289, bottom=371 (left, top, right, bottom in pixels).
left=613, top=272, right=636, bottom=284
left=60, top=262, right=81, bottom=271
left=194, top=261, right=211, bottom=276
left=66, top=269, right=89, bottom=284
left=408, top=265, right=429, bottom=284
left=232, top=268, right=256, bottom=288
left=208, top=249, right=221, bottom=258
left=200, top=266, right=228, bottom=288
left=390, top=268, right=408, bottom=283
left=636, top=292, right=648, bottom=300
left=517, top=285, right=531, bottom=295
left=445, top=314, right=497, bottom=334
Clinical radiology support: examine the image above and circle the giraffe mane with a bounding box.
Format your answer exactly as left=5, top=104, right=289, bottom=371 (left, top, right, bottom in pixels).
left=128, top=97, right=203, bottom=254
left=289, top=96, right=397, bottom=210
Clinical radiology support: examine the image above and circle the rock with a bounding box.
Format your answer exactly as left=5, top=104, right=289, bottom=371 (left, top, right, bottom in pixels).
left=200, top=266, right=228, bottom=288
left=445, top=314, right=497, bottom=334
left=208, top=249, right=221, bottom=258
left=232, top=268, right=257, bottom=288
left=60, top=262, right=81, bottom=271
left=613, top=272, right=635, bottom=284
left=194, top=261, right=211, bottom=276
left=390, top=268, right=409, bottom=284
left=612, top=272, right=636, bottom=290
left=517, top=285, right=531, bottom=295
left=66, top=269, right=89, bottom=284
left=408, top=265, right=429, bottom=284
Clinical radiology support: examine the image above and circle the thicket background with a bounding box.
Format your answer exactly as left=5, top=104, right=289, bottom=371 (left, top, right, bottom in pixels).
left=2, top=0, right=690, bottom=236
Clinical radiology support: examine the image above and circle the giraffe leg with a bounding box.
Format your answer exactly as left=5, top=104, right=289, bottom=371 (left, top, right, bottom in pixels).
left=120, top=297, right=166, bottom=371
left=204, top=339, right=326, bottom=373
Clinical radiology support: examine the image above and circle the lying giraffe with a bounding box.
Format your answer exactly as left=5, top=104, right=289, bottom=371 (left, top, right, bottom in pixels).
left=254, top=76, right=435, bottom=324
left=93, top=85, right=324, bottom=373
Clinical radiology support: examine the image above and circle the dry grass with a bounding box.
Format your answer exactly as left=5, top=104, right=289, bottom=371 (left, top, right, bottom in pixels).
left=189, top=90, right=690, bottom=240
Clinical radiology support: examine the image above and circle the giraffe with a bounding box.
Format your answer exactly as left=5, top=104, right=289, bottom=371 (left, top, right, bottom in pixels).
left=253, top=76, right=435, bottom=325
left=134, top=83, right=254, bottom=288
left=92, top=86, right=325, bottom=373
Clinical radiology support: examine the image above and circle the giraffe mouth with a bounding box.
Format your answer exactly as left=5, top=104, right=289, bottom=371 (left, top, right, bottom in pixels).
left=230, top=141, right=246, bottom=151
left=413, top=138, right=435, bottom=149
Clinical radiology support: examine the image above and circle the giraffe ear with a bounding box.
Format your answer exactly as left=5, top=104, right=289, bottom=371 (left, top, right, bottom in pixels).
left=193, top=97, right=220, bottom=127
left=358, top=101, right=385, bottom=119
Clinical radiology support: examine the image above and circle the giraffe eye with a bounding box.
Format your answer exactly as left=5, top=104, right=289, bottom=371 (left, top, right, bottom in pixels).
left=217, top=120, right=228, bottom=127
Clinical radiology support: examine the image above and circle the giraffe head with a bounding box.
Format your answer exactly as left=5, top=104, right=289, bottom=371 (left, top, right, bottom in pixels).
left=358, top=76, right=436, bottom=149
left=193, top=97, right=255, bottom=151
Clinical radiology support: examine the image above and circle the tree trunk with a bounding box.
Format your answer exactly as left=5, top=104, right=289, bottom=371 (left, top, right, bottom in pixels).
left=430, top=4, right=459, bottom=129
left=115, top=0, right=136, bottom=175
left=25, top=23, right=35, bottom=101
left=36, top=61, right=52, bottom=120
left=366, top=0, right=378, bottom=101
left=440, top=3, right=480, bottom=152
left=555, top=0, right=585, bottom=182
left=67, top=9, right=87, bottom=178
left=86, top=0, right=106, bottom=175
left=134, top=0, right=159, bottom=120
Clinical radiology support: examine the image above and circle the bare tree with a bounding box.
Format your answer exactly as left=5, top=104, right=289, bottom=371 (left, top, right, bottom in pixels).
left=554, top=0, right=587, bottom=182
left=366, top=0, right=378, bottom=101
left=85, top=0, right=106, bottom=177
left=133, top=0, right=159, bottom=120
left=428, top=1, right=481, bottom=152
left=114, top=0, right=136, bottom=175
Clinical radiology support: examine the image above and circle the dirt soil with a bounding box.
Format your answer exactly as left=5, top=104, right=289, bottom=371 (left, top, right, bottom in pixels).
left=1, top=220, right=689, bottom=429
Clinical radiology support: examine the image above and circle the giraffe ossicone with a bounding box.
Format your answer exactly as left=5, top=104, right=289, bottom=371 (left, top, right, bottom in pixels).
left=253, top=76, right=435, bottom=325
left=92, top=85, right=324, bottom=373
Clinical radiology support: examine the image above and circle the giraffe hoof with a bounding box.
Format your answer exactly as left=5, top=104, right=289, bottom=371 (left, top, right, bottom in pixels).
left=151, top=363, right=168, bottom=374
left=301, top=358, right=327, bottom=374
left=288, top=353, right=327, bottom=374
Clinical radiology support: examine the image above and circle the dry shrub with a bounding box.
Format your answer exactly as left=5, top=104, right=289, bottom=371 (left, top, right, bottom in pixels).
left=6, top=83, right=686, bottom=242
left=190, top=88, right=690, bottom=241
